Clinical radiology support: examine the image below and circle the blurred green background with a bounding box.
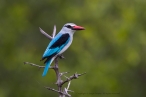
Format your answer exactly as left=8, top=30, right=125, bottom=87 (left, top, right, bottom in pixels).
left=0, top=0, right=146, bottom=97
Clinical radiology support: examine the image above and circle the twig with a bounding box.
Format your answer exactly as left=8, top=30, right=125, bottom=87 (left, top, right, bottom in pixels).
left=60, top=72, right=69, bottom=77
left=60, top=72, right=86, bottom=86
left=24, top=62, right=45, bottom=68
left=64, top=81, right=72, bottom=97
left=24, top=62, right=59, bottom=69
left=39, top=27, right=53, bottom=40
left=66, top=81, right=71, bottom=90
left=45, top=86, right=61, bottom=93
left=45, top=87, right=71, bottom=97
left=52, top=25, right=56, bottom=38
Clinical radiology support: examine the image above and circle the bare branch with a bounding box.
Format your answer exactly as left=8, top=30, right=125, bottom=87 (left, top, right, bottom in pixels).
left=67, top=90, right=74, bottom=93
left=66, top=81, right=71, bottom=90
left=60, top=72, right=69, bottom=77
left=63, top=81, right=74, bottom=97
left=24, top=62, right=45, bottom=68
left=45, top=86, right=71, bottom=97
left=39, top=27, right=53, bottom=40
left=45, top=86, right=61, bottom=93
left=64, top=89, right=71, bottom=97
left=61, top=72, right=86, bottom=86
left=24, top=62, right=54, bottom=69
left=52, top=25, right=56, bottom=38
left=76, top=72, right=87, bottom=77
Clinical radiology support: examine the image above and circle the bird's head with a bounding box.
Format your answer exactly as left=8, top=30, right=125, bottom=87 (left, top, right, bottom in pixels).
left=61, top=23, right=85, bottom=34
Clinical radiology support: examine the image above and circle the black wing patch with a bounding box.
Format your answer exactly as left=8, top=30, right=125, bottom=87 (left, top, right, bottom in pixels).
left=50, top=33, right=70, bottom=49
left=44, top=53, right=57, bottom=63
left=41, top=52, right=57, bottom=63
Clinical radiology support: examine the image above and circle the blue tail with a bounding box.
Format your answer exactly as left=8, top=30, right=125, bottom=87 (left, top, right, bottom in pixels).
left=42, top=60, right=51, bottom=76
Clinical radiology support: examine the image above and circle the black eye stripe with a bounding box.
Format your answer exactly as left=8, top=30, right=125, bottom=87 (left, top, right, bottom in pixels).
left=65, top=25, right=72, bottom=28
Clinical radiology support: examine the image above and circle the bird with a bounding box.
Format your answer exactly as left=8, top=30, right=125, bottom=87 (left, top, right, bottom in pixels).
left=41, top=23, right=85, bottom=76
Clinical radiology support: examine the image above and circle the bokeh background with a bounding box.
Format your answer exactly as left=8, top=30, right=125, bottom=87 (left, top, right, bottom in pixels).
left=0, top=0, right=146, bottom=97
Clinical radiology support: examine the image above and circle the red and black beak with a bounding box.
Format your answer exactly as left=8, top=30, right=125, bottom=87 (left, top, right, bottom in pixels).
left=72, top=25, right=85, bottom=30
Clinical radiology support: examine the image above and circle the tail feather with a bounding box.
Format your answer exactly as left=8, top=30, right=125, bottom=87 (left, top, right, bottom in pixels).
left=42, top=60, right=51, bottom=76
left=42, top=57, right=55, bottom=76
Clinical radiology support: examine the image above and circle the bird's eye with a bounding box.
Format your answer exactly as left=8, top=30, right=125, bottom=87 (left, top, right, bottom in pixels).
left=65, top=25, right=72, bottom=28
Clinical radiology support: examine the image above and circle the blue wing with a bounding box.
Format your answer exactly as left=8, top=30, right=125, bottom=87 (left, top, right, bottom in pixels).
left=43, top=33, right=62, bottom=58
left=42, top=33, right=70, bottom=59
